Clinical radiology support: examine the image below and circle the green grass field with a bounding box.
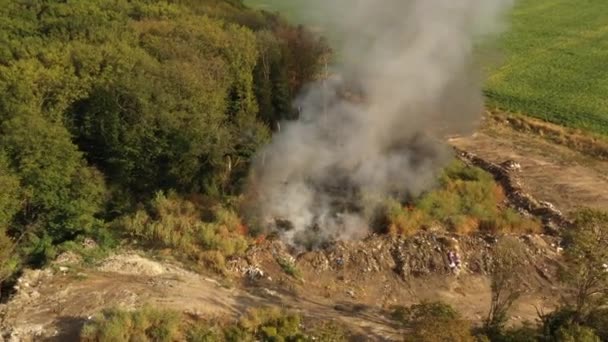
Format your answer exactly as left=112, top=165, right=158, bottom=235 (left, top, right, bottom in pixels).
left=246, top=0, right=608, bottom=136
left=486, top=0, right=608, bottom=136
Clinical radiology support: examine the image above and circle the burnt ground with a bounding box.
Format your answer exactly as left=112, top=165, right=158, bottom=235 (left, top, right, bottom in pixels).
left=1, top=119, right=606, bottom=341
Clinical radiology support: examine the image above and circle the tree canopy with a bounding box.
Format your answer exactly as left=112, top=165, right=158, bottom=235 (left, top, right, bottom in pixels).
left=0, top=0, right=328, bottom=266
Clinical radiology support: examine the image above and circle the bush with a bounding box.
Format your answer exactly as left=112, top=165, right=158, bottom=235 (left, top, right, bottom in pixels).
left=497, top=323, right=539, bottom=342
left=308, top=321, right=349, bottom=342
left=382, top=198, right=430, bottom=236
left=118, top=191, right=250, bottom=271
left=239, top=307, right=303, bottom=340
left=276, top=257, right=301, bottom=278
left=198, top=250, right=226, bottom=274
left=81, top=307, right=182, bottom=342
left=416, top=161, right=542, bottom=235
left=0, top=230, right=19, bottom=296
left=555, top=324, right=600, bottom=342
left=186, top=324, right=225, bottom=342
left=586, top=309, right=608, bottom=341
left=538, top=307, right=579, bottom=340
left=536, top=306, right=608, bottom=342
left=378, top=161, right=542, bottom=237
left=391, top=301, right=475, bottom=342
left=81, top=306, right=346, bottom=342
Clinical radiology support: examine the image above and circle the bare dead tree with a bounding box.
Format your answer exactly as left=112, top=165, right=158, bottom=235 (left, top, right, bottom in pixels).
left=560, top=209, right=608, bottom=320
left=485, top=237, right=528, bottom=334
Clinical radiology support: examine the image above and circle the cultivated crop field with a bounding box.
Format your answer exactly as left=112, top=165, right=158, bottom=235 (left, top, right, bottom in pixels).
left=486, top=0, right=608, bottom=136
left=246, top=0, right=608, bottom=136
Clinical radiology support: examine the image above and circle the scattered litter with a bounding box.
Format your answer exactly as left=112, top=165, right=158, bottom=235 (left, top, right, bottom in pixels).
left=244, top=265, right=264, bottom=280
left=447, top=250, right=462, bottom=276
left=336, top=257, right=345, bottom=267
left=501, top=160, right=522, bottom=172
left=262, top=288, right=280, bottom=298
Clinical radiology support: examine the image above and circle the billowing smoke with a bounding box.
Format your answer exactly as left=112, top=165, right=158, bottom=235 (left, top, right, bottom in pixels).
left=248, top=0, right=514, bottom=247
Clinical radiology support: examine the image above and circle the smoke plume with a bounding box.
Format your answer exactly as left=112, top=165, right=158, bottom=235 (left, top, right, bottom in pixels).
left=248, top=0, right=514, bottom=247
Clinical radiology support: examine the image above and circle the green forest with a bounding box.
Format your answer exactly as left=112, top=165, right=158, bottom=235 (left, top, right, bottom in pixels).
left=0, top=0, right=329, bottom=280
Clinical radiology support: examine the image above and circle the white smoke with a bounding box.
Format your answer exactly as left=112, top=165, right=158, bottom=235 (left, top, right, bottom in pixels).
left=248, top=0, right=514, bottom=247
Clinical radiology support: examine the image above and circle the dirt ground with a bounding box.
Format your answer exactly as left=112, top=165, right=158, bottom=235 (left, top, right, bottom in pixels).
left=450, top=119, right=608, bottom=214
left=0, top=250, right=557, bottom=342
left=0, top=253, right=402, bottom=341
left=2, top=230, right=562, bottom=342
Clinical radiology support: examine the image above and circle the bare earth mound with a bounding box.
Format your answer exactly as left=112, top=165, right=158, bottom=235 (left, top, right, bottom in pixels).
left=1, top=231, right=561, bottom=341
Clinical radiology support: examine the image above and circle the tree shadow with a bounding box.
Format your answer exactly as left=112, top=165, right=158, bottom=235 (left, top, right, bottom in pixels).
left=238, top=281, right=403, bottom=340
left=42, top=316, right=87, bottom=342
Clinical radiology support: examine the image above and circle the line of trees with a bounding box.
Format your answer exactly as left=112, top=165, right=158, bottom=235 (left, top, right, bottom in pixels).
left=0, top=0, right=329, bottom=280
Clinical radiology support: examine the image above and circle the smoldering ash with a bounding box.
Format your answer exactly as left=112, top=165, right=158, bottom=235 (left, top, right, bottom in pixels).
left=248, top=0, right=514, bottom=248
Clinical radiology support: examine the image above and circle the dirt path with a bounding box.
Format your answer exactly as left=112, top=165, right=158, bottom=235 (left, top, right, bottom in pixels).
left=1, top=251, right=556, bottom=341
left=450, top=122, right=608, bottom=214
left=0, top=255, right=403, bottom=341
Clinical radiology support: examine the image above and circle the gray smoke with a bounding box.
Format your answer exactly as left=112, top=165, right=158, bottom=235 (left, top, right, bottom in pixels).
left=248, top=0, right=514, bottom=247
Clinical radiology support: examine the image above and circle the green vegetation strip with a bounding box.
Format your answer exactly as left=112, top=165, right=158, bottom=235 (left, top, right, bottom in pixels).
left=81, top=306, right=349, bottom=341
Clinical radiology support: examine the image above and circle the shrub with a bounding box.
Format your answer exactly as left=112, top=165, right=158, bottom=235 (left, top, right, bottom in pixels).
left=586, top=309, right=608, bottom=341
left=239, top=307, right=303, bottom=340
left=118, top=191, right=250, bottom=271
left=81, top=306, right=346, bottom=342
left=538, top=307, right=579, bottom=340
left=537, top=307, right=602, bottom=342
left=186, top=324, right=225, bottom=342
left=276, top=257, right=301, bottom=278
left=555, top=324, right=600, bottom=342
left=382, top=199, right=430, bottom=236
left=479, top=208, right=542, bottom=235
left=0, top=230, right=20, bottom=297
left=198, top=250, right=226, bottom=274
left=377, top=161, right=542, bottom=237
left=309, top=321, right=349, bottom=342
left=536, top=306, right=608, bottom=342
left=497, top=323, right=539, bottom=342
left=391, top=301, right=475, bottom=342
left=416, top=161, right=542, bottom=235
left=81, top=306, right=182, bottom=342
left=448, top=215, right=481, bottom=235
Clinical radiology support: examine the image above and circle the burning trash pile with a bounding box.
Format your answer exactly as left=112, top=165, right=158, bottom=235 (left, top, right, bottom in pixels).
left=247, top=0, right=516, bottom=248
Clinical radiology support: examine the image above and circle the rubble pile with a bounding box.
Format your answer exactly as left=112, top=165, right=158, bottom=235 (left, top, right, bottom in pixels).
left=238, top=233, right=559, bottom=285
left=316, top=234, right=556, bottom=280
left=0, top=269, right=55, bottom=341
left=454, top=148, right=570, bottom=233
